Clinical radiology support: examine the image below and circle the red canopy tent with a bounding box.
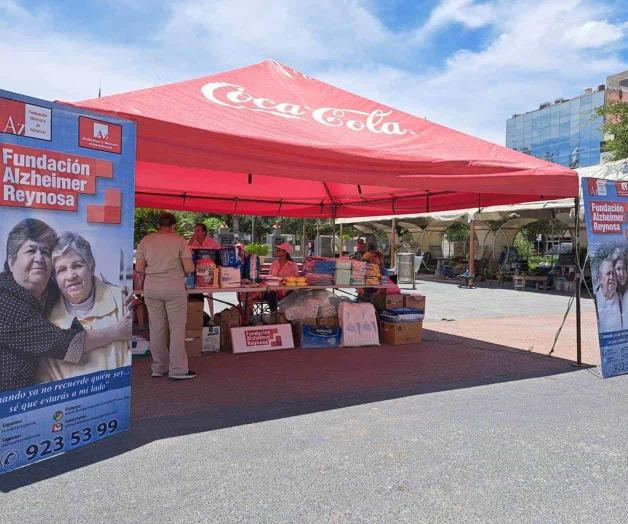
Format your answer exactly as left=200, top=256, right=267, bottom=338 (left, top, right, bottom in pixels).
left=73, top=59, right=578, bottom=217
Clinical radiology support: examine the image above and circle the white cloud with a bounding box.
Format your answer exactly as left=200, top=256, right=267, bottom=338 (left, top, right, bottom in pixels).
left=304, top=1, right=627, bottom=143
left=0, top=2, right=166, bottom=100
left=564, top=20, right=626, bottom=48
left=413, top=0, right=497, bottom=43
left=159, top=0, right=390, bottom=70
left=0, top=0, right=626, bottom=145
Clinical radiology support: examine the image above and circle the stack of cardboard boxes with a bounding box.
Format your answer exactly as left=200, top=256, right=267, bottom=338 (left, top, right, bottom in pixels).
left=213, top=307, right=242, bottom=351
left=186, top=298, right=205, bottom=338
left=371, top=293, right=426, bottom=346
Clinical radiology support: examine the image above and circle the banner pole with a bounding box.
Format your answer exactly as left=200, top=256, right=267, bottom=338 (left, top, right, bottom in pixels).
left=574, top=196, right=582, bottom=366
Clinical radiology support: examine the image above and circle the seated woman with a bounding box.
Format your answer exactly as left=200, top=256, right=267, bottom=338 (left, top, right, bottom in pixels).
left=270, top=243, right=299, bottom=278
left=360, top=250, right=387, bottom=301
left=0, top=219, right=131, bottom=392
left=38, top=232, right=132, bottom=382
left=265, top=243, right=299, bottom=311
left=188, top=223, right=221, bottom=250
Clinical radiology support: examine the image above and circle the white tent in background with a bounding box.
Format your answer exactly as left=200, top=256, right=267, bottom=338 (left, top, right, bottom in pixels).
left=337, top=159, right=628, bottom=259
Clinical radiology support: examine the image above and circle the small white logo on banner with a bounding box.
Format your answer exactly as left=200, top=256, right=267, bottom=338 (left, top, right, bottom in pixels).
left=24, top=104, right=51, bottom=140
left=93, top=122, right=109, bottom=140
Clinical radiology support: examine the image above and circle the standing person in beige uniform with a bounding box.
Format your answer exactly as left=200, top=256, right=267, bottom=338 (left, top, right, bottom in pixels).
left=135, top=213, right=197, bottom=380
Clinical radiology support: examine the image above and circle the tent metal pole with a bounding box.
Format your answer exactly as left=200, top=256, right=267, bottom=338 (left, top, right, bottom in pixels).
left=339, top=223, right=344, bottom=256
left=468, top=219, right=476, bottom=287
left=391, top=217, right=397, bottom=272
left=574, top=196, right=582, bottom=366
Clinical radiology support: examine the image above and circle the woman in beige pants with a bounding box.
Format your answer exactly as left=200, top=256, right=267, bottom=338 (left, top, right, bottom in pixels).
left=136, top=213, right=196, bottom=380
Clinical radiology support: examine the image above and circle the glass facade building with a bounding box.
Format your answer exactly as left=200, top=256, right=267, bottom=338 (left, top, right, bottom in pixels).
left=506, top=89, right=605, bottom=168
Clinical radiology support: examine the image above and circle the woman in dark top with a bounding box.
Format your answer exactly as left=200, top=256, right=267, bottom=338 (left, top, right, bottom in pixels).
left=0, top=218, right=131, bottom=392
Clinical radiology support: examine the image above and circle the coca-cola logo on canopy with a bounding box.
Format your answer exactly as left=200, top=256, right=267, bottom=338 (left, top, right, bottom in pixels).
left=201, top=82, right=414, bottom=136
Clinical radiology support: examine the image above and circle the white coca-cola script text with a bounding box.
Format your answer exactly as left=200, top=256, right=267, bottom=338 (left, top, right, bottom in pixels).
left=201, top=82, right=411, bottom=136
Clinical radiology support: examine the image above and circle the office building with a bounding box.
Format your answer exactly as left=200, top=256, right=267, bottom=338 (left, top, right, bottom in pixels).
left=506, top=70, right=628, bottom=169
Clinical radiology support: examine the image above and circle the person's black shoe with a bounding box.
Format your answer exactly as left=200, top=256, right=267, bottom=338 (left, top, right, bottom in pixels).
left=169, top=370, right=197, bottom=380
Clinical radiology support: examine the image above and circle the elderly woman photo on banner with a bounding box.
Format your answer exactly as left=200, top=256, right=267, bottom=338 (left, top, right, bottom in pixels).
left=38, top=231, right=133, bottom=382
left=592, top=244, right=626, bottom=333
left=0, top=218, right=132, bottom=393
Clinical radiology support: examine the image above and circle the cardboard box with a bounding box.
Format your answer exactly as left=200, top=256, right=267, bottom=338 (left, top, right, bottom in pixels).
left=291, top=318, right=316, bottom=347
left=300, top=324, right=342, bottom=349
left=214, top=308, right=241, bottom=352
left=131, top=336, right=150, bottom=356
left=184, top=336, right=202, bottom=355
left=186, top=298, right=204, bottom=329
left=370, top=294, right=404, bottom=311
left=403, top=293, right=426, bottom=311
left=379, top=320, right=423, bottom=346
left=220, top=266, right=241, bottom=288
left=263, top=311, right=288, bottom=325
left=186, top=329, right=203, bottom=339
left=220, top=327, right=235, bottom=352
left=231, top=324, right=294, bottom=353
left=201, top=326, right=221, bottom=353
left=215, top=307, right=241, bottom=323
left=292, top=317, right=340, bottom=347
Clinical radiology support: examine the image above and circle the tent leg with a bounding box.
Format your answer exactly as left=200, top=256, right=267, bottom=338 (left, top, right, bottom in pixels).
left=391, top=217, right=397, bottom=271
left=574, top=196, right=583, bottom=366
left=461, top=219, right=476, bottom=289
left=339, top=223, right=344, bottom=256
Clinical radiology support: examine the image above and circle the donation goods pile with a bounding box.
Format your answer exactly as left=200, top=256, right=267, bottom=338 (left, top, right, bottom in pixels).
left=303, top=257, right=335, bottom=286
left=351, top=260, right=366, bottom=285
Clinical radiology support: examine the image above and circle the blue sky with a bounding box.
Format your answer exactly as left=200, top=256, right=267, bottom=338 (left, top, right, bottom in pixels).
left=1, top=0, right=627, bottom=144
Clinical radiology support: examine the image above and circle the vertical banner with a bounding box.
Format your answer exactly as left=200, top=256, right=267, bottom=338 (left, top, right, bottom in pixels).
left=0, top=90, right=135, bottom=473
left=581, top=177, right=628, bottom=379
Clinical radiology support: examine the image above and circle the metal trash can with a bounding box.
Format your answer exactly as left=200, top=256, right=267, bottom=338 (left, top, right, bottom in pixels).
left=396, top=253, right=416, bottom=286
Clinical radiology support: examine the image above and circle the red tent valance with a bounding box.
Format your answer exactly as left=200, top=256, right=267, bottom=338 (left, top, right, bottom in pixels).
left=72, top=60, right=578, bottom=217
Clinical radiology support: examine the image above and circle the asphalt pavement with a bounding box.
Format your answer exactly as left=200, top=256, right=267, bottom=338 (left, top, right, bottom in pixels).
left=1, top=282, right=626, bottom=523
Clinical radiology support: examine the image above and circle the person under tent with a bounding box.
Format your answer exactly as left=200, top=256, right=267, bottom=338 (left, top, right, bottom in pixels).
left=188, top=223, right=221, bottom=250
left=266, top=243, right=298, bottom=311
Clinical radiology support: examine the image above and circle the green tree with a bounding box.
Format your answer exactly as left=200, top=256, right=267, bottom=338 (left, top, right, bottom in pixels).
left=134, top=210, right=365, bottom=247
left=513, top=231, right=534, bottom=260
left=201, top=217, right=224, bottom=233
left=445, top=222, right=469, bottom=242
left=596, top=100, right=628, bottom=161
left=134, top=208, right=161, bottom=244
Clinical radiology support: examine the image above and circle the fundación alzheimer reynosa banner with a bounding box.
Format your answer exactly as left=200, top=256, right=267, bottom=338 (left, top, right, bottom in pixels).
left=581, top=177, right=628, bottom=379
left=0, top=90, right=136, bottom=473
